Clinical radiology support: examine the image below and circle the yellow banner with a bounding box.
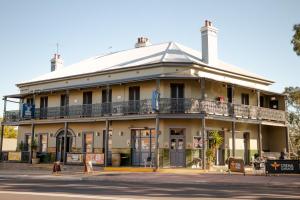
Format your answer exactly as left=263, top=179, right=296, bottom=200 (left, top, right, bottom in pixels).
left=8, top=152, right=21, bottom=161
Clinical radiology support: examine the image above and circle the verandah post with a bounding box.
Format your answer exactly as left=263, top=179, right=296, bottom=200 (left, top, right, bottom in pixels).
left=29, top=123, right=35, bottom=163
left=0, top=97, right=7, bottom=161
left=105, top=119, right=109, bottom=167
left=63, top=121, right=68, bottom=164
left=155, top=79, right=160, bottom=170
left=201, top=118, right=206, bottom=169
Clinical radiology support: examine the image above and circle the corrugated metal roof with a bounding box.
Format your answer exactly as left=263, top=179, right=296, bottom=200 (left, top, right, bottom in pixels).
left=18, top=41, right=273, bottom=85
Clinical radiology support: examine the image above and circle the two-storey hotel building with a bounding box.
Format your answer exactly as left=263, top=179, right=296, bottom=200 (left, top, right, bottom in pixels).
left=0, top=21, right=288, bottom=168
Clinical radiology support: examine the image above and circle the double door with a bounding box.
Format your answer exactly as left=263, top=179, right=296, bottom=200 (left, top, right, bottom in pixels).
left=131, top=129, right=156, bottom=166
left=170, top=128, right=186, bottom=167
left=56, top=134, right=72, bottom=162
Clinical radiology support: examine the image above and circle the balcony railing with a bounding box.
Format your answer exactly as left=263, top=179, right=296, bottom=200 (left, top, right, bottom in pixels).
left=3, top=98, right=286, bottom=123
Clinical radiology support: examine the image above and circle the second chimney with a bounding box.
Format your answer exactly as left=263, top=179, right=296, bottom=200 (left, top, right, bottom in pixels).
left=50, top=54, right=64, bottom=72
left=200, top=20, right=218, bottom=66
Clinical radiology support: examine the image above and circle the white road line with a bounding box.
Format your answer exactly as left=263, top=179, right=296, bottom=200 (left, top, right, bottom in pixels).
left=0, top=191, right=150, bottom=200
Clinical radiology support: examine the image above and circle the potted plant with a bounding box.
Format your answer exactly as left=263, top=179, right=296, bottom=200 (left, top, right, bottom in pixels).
left=31, top=139, right=40, bottom=164
left=17, top=141, right=24, bottom=152
left=206, top=130, right=223, bottom=169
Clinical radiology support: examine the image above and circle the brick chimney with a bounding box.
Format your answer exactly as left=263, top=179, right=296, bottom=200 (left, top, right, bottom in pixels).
left=135, top=37, right=152, bottom=48
left=50, top=54, right=64, bottom=72
left=200, top=20, right=218, bottom=65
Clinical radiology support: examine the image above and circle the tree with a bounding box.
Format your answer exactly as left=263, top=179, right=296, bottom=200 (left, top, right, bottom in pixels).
left=0, top=118, right=17, bottom=138
left=291, top=24, right=300, bottom=56
left=284, top=87, right=300, bottom=156
left=206, top=130, right=223, bottom=167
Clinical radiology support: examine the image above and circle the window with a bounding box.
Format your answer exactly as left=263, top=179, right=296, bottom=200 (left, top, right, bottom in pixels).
left=170, top=84, right=184, bottom=113
left=60, top=94, right=69, bottom=107
left=83, top=92, right=92, bottom=117
left=102, top=89, right=112, bottom=103
left=83, top=92, right=92, bottom=105
left=260, top=96, right=264, bottom=107
left=129, top=86, right=140, bottom=101
left=60, top=94, right=69, bottom=117
left=241, top=93, right=249, bottom=105
left=227, top=86, right=233, bottom=103
left=40, top=96, right=48, bottom=119
left=170, top=84, right=184, bottom=99
left=38, top=133, right=48, bottom=152
left=83, top=132, right=94, bottom=153
left=26, top=98, right=34, bottom=105
left=129, top=86, right=140, bottom=113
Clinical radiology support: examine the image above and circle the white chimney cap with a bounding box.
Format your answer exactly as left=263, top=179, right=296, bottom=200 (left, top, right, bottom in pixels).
left=135, top=37, right=152, bottom=48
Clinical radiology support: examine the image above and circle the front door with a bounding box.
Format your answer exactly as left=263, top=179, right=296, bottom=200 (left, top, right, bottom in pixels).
left=131, top=129, right=156, bottom=166
left=56, top=131, right=72, bottom=162
left=170, top=128, right=186, bottom=167
left=243, top=132, right=250, bottom=165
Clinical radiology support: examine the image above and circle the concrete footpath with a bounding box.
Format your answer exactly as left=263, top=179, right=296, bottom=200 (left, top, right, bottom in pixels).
left=0, top=162, right=298, bottom=179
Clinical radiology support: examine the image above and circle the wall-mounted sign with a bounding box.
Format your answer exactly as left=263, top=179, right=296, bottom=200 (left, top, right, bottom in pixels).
left=151, top=90, right=160, bottom=112
left=86, top=153, right=104, bottom=165
left=193, top=136, right=202, bottom=149
left=266, top=160, right=300, bottom=174
left=228, top=158, right=245, bottom=174
left=8, top=152, right=21, bottom=161
left=22, top=104, right=35, bottom=119
left=67, top=153, right=83, bottom=164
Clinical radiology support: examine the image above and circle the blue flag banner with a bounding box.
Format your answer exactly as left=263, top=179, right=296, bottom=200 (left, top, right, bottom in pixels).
left=22, top=104, right=35, bottom=119
left=151, top=90, right=160, bottom=112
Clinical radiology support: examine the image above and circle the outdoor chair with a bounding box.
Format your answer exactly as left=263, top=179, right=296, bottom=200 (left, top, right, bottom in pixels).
left=144, top=156, right=153, bottom=168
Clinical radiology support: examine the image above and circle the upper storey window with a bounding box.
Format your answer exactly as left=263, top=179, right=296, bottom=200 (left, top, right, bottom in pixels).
left=40, top=96, right=48, bottom=119
left=170, top=84, right=184, bottom=113
left=170, top=84, right=184, bottom=99
left=241, top=93, right=249, bottom=105
left=129, top=86, right=140, bottom=113
left=83, top=92, right=92, bottom=117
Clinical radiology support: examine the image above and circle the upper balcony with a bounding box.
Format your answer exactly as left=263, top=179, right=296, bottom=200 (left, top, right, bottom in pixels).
left=3, top=98, right=286, bottom=124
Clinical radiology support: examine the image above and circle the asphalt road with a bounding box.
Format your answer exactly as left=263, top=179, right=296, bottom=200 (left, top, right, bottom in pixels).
left=0, top=173, right=299, bottom=200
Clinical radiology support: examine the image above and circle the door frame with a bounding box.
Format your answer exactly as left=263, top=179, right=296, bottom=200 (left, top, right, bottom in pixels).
left=55, top=129, right=75, bottom=162
left=243, top=132, right=250, bottom=165
left=130, top=128, right=156, bottom=166
left=169, top=128, right=186, bottom=167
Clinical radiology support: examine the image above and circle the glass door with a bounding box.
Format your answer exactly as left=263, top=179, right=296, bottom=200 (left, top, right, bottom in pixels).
left=170, top=128, right=186, bottom=167
left=131, top=129, right=156, bottom=166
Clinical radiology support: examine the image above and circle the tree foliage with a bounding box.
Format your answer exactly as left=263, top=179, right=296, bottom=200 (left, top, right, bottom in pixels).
left=0, top=118, right=17, bottom=138
left=291, top=24, right=300, bottom=56
left=206, top=130, right=223, bottom=166
left=284, top=87, right=300, bottom=155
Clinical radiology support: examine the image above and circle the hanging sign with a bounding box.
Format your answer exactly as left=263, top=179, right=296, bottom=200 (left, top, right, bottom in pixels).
left=193, top=136, right=203, bottom=149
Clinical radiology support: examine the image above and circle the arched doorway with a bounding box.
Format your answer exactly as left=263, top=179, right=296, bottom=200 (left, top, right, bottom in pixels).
left=56, top=130, right=74, bottom=162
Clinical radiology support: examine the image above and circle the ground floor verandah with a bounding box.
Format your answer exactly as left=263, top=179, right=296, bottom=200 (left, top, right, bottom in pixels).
left=1, top=118, right=288, bottom=168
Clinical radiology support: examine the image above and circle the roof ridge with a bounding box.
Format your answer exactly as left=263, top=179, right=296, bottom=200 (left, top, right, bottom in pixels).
left=160, top=41, right=173, bottom=62
left=172, top=42, right=192, bottom=62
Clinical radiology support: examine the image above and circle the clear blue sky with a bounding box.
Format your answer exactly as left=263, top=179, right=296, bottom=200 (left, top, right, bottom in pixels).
left=0, top=0, right=299, bottom=114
